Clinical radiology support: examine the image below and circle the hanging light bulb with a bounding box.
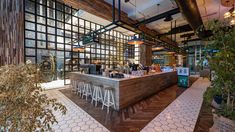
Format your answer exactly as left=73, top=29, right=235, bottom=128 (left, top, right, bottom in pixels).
left=224, top=11, right=231, bottom=18
left=232, top=9, right=235, bottom=16
left=230, top=18, right=235, bottom=25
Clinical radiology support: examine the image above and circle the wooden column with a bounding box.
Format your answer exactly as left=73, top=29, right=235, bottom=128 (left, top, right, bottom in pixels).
left=0, top=0, right=24, bottom=66
left=140, top=44, right=152, bottom=66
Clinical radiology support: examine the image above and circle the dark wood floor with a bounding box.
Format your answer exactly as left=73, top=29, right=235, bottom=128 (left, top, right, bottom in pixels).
left=60, top=85, right=185, bottom=132
left=194, top=102, right=213, bottom=132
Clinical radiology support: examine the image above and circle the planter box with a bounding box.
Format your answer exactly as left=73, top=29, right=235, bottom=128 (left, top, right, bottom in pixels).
left=210, top=113, right=235, bottom=132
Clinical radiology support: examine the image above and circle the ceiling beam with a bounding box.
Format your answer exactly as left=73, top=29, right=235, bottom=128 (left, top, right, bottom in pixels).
left=135, top=8, right=180, bottom=27
left=62, top=0, right=178, bottom=47
left=175, top=0, right=203, bottom=31
left=159, top=24, right=193, bottom=37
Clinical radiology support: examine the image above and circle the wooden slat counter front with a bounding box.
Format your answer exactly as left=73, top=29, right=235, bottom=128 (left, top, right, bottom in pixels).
left=69, top=71, right=177, bottom=110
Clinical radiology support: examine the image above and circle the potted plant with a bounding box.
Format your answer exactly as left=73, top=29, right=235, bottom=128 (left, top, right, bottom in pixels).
left=200, top=20, right=235, bottom=131
left=0, top=63, right=67, bottom=131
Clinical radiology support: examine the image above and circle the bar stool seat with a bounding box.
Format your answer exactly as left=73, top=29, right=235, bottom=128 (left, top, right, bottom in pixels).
left=102, top=86, right=116, bottom=113
left=82, top=81, right=93, bottom=100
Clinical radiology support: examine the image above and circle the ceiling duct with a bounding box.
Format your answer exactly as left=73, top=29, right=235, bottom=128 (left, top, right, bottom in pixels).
left=135, top=8, right=180, bottom=27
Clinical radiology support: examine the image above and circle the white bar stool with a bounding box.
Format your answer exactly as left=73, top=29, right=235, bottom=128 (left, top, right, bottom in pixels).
left=102, top=87, right=116, bottom=113
left=70, top=79, right=77, bottom=93
left=82, top=81, right=93, bottom=100
left=91, top=83, right=103, bottom=107
left=76, top=81, right=84, bottom=97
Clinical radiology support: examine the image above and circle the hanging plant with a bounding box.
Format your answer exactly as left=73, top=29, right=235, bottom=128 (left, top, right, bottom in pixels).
left=0, top=64, right=67, bottom=131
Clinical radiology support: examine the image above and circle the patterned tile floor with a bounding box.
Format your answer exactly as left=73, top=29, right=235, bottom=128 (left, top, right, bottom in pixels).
left=141, top=77, right=211, bottom=132
left=44, top=77, right=210, bottom=132
left=44, top=90, right=109, bottom=132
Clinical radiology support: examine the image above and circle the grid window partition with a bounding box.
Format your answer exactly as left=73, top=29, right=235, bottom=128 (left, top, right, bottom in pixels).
left=24, top=0, right=139, bottom=84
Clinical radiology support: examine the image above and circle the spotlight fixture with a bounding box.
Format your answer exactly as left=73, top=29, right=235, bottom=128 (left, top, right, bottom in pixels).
left=164, top=15, right=173, bottom=22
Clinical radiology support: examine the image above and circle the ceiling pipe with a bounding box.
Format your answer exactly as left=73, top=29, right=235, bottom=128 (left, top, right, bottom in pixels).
left=175, top=0, right=203, bottom=31
left=135, top=8, right=180, bottom=27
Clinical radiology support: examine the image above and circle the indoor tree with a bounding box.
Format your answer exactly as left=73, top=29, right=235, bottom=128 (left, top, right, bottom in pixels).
left=0, top=63, right=67, bottom=131
left=200, top=20, right=235, bottom=121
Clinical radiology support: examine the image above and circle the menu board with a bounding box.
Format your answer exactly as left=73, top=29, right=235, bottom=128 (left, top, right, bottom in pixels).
left=177, top=67, right=190, bottom=88
left=177, top=67, right=190, bottom=76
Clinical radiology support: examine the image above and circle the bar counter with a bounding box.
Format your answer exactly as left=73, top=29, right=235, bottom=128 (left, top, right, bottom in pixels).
left=69, top=71, right=177, bottom=110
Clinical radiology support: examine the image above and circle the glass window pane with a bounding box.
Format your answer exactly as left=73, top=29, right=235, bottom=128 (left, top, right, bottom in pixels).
left=37, top=5, right=46, bottom=16
left=47, top=19, right=55, bottom=26
left=37, top=33, right=46, bottom=40
left=25, top=22, right=35, bottom=30
left=48, top=27, right=55, bottom=34
left=47, top=0, right=55, bottom=8
left=56, top=11, right=64, bottom=21
left=48, top=35, right=55, bottom=42
left=37, top=0, right=46, bottom=5
left=57, top=36, right=64, bottom=43
left=56, top=3, right=64, bottom=11
left=57, top=29, right=64, bottom=36
left=57, top=44, right=64, bottom=50
left=37, top=41, right=46, bottom=48
left=48, top=8, right=55, bottom=19
left=26, top=0, right=35, bottom=13
left=26, top=48, right=35, bottom=56
left=65, top=6, right=71, bottom=14
left=25, top=39, right=35, bottom=47
left=25, top=13, right=35, bottom=22
left=48, top=42, right=55, bottom=49
left=37, top=24, right=46, bottom=32
left=37, top=16, right=46, bottom=24
left=25, top=30, right=35, bottom=39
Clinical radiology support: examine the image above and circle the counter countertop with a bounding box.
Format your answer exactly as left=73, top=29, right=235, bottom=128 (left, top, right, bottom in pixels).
left=70, top=71, right=176, bottom=82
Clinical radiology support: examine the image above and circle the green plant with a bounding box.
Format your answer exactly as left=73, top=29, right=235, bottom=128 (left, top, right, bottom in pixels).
left=201, top=20, right=235, bottom=120
left=0, top=64, right=67, bottom=131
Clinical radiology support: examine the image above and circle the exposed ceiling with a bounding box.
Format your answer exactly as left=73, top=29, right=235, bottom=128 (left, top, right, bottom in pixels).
left=196, top=0, right=234, bottom=23
left=67, top=0, right=234, bottom=50
left=103, top=0, right=196, bottom=44
left=77, top=10, right=136, bottom=36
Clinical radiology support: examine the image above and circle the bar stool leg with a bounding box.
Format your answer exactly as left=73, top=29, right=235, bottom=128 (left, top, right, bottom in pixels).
left=91, top=86, right=97, bottom=105
left=97, top=87, right=103, bottom=106
left=102, top=90, right=107, bottom=110
left=107, top=90, right=110, bottom=113
left=111, top=90, right=116, bottom=109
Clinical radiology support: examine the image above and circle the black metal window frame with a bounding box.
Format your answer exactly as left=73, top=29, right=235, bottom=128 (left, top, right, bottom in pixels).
left=24, top=0, right=140, bottom=84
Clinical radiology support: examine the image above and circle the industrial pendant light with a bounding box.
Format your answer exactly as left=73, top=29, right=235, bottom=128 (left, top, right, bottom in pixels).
left=164, top=15, right=173, bottom=22
left=73, top=46, right=85, bottom=52
left=127, top=0, right=144, bottom=45
left=128, top=36, right=144, bottom=45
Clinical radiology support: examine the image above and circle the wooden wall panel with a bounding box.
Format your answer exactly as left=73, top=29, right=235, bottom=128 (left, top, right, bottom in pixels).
left=140, top=44, right=152, bottom=66
left=0, top=0, right=24, bottom=66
